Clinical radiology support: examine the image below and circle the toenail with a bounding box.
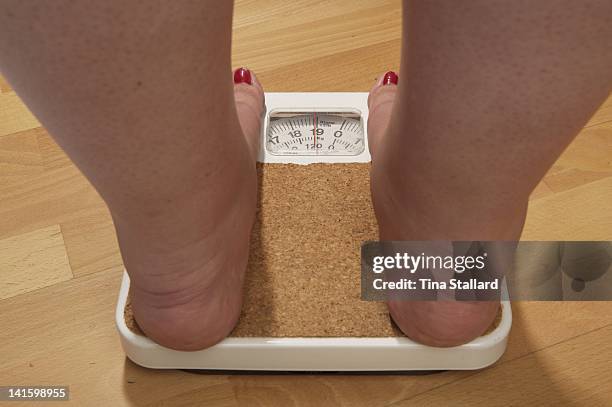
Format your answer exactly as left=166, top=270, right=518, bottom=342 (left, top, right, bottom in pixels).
left=234, top=67, right=253, bottom=85
left=382, top=71, right=398, bottom=85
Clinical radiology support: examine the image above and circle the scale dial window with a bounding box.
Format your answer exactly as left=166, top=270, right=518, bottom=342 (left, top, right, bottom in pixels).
left=266, top=109, right=364, bottom=156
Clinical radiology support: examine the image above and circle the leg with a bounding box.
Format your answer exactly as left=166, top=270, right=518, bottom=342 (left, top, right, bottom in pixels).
left=368, top=0, right=612, bottom=346
left=0, top=1, right=264, bottom=350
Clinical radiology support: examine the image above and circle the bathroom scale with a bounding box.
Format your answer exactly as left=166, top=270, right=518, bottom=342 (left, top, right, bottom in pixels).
left=115, top=93, right=512, bottom=371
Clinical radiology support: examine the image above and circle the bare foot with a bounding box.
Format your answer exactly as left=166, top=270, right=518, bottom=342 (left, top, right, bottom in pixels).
left=121, top=68, right=264, bottom=350
left=367, top=71, right=500, bottom=347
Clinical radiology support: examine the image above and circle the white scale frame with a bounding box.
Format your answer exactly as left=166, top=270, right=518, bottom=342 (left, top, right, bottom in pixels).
left=115, top=93, right=512, bottom=371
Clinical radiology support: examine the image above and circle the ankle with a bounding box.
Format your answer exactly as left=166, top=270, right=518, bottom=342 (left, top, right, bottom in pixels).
left=371, top=162, right=527, bottom=241
left=111, top=159, right=256, bottom=228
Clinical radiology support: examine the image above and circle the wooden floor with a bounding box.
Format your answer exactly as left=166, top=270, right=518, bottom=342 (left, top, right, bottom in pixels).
left=1, top=1, right=612, bottom=405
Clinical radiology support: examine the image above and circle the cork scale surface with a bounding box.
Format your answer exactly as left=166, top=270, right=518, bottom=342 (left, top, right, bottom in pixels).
left=125, top=163, right=500, bottom=337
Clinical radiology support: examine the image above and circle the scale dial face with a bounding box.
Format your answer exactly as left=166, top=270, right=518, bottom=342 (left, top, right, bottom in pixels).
left=266, top=109, right=365, bottom=156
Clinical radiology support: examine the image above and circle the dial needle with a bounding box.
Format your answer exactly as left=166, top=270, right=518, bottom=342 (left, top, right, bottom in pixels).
left=313, top=111, right=317, bottom=154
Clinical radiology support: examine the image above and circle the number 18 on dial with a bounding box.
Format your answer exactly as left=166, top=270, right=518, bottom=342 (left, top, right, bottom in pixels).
left=266, top=109, right=365, bottom=156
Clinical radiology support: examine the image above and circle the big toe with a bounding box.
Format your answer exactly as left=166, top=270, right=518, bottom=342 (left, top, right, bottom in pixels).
left=367, top=71, right=398, bottom=157
left=234, top=67, right=265, bottom=162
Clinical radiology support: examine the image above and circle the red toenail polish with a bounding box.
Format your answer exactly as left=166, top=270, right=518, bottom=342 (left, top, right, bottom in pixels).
left=382, top=71, right=398, bottom=85
left=234, top=67, right=252, bottom=85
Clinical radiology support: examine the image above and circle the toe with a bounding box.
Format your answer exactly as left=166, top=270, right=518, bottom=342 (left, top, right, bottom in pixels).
left=367, top=71, right=398, bottom=156
left=368, top=71, right=398, bottom=113
left=233, top=68, right=265, bottom=162
left=234, top=68, right=265, bottom=117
